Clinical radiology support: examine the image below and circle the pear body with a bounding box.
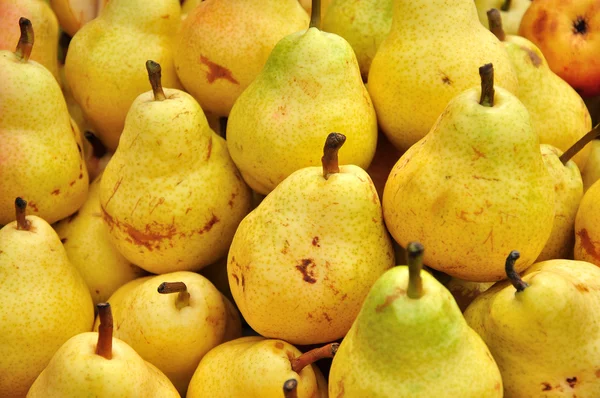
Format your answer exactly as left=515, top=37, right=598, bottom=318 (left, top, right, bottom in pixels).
left=475, top=0, right=531, bottom=35
left=226, top=27, right=378, bottom=195
left=64, top=0, right=182, bottom=151
left=582, top=140, right=600, bottom=191
left=464, top=259, right=600, bottom=397
left=99, top=88, right=251, bottom=274
left=368, top=0, right=518, bottom=151
left=574, top=179, right=600, bottom=266
left=0, top=215, right=94, bottom=397
left=383, top=85, right=554, bottom=281
left=329, top=266, right=503, bottom=397
left=50, top=0, right=108, bottom=37
left=228, top=164, right=394, bottom=344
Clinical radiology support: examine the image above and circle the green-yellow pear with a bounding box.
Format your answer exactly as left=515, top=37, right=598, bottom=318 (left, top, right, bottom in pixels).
left=582, top=139, right=600, bottom=191
left=226, top=26, right=378, bottom=195
left=54, top=174, right=147, bottom=305
left=187, top=336, right=332, bottom=398
left=28, top=303, right=180, bottom=398
left=99, top=61, right=251, bottom=274
left=0, top=198, right=94, bottom=397
left=368, top=0, right=518, bottom=152
left=464, top=252, right=600, bottom=397
left=329, top=243, right=503, bottom=397
left=0, top=18, right=89, bottom=225
left=228, top=133, right=394, bottom=344
left=174, top=0, right=309, bottom=117
left=65, top=0, right=182, bottom=151
left=475, top=0, right=531, bottom=35
left=383, top=64, right=554, bottom=281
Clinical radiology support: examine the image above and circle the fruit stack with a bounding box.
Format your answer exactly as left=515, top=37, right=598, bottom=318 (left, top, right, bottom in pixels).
left=1, top=0, right=600, bottom=397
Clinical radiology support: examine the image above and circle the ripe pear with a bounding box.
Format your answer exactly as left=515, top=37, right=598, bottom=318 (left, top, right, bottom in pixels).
left=464, top=252, right=600, bottom=396
left=28, top=303, right=179, bottom=397
left=65, top=0, right=183, bottom=151
left=329, top=243, right=503, bottom=397
left=99, top=61, right=251, bottom=273
left=174, top=0, right=309, bottom=117
left=226, top=27, right=378, bottom=195
left=0, top=198, right=94, bottom=397
left=0, top=18, right=89, bottom=225
left=368, top=0, right=518, bottom=152
left=475, top=0, right=531, bottom=35
left=50, top=0, right=108, bottom=37
left=574, top=151, right=600, bottom=267
left=187, top=336, right=332, bottom=398
left=383, top=64, right=554, bottom=281
left=582, top=139, right=600, bottom=191
left=228, top=133, right=394, bottom=344
left=444, top=277, right=495, bottom=312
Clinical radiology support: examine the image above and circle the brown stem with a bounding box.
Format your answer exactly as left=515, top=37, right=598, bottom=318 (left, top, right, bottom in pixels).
left=479, top=63, right=495, bottom=107
left=15, top=17, right=34, bottom=62
left=283, top=379, right=298, bottom=398
left=310, top=0, right=321, bottom=29
left=407, top=242, right=425, bottom=299
left=145, top=60, right=166, bottom=101
left=501, top=0, right=512, bottom=12
left=158, top=281, right=190, bottom=309
left=487, top=9, right=506, bottom=41
left=559, top=123, right=600, bottom=165
left=321, top=133, right=346, bottom=179
left=84, top=131, right=107, bottom=159
left=505, top=250, right=528, bottom=292
left=15, top=197, right=31, bottom=231
left=290, top=342, right=339, bottom=374
left=96, top=302, right=113, bottom=359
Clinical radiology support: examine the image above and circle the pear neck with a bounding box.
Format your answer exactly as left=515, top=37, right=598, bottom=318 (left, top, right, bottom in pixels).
left=392, top=0, right=477, bottom=30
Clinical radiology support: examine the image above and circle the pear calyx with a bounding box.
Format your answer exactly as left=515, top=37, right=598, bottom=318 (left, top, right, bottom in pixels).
left=146, top=60, right=167, bottom=101
left=15, top=197, right=31, bottom=231
left=501, top=0, right=512, bottom=12
left=290, top=342, right=339, bottom=374
left=487, top=9, right=506, bottom=42
left=505, top=250, right=528, bottom=293
left=479, top=63, right=495, bottom=107
left=157, top=281, right=191, bottom=309
left=283, top=379, right=299, bottom=398
left=559, top=123, right=600, bottom=165
left=96, top=302, right=113, bottom=360
left=321, top=133, right=346, bottom=179
left=85, top=131, right=108, bottom=159
left=407, top=242, right=425, bottom=299
left=15, top=17, right=34, bottom=62
left=310, top=0, right=321, bottom=29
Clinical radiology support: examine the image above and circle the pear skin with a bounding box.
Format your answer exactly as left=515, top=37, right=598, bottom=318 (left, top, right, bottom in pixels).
left=574, top=178, right=600, bottom=266
left=582, top=139, right=600, bottom=191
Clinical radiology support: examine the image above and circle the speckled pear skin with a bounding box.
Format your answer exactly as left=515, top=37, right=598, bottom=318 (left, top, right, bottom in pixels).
left=536, top=145, right=583, bottom=261
left=464, top=259, right=600, bottom=397
left=367, top=0, right=518, bottom=152
left=64, top=0, right=182, bottom=151
left=99, top=88, right=251, bottom=274
left=187, top=336, right=326, bottom=398
left=0, top=215, right=94, bottom=397
left=0, top=49, right=89, bottom=226
left=329, top=266, right=503, bottom=397
left=574, top=178, right=600, bottom=266
left=27, top=332, right=180, bottom=398
left=227, top=165, right=394, bottom=345
left=226, top=27, right=378, bottom=195
left=382, top=85, right=555, bottom=282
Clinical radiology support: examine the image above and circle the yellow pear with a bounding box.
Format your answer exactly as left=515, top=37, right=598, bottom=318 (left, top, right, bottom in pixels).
left=50, top=0, right=108, bottom=37
left=574, top=161, right=600, bottom=267
left=582, top=139, right=600, bottom=191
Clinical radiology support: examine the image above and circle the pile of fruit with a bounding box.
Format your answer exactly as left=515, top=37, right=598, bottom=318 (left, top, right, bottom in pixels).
left=2, top=0, right=600, bottom=397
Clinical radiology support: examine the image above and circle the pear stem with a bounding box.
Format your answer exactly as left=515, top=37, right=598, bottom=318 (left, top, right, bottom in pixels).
left=487, top=9, right=506, bottom=41
left=505, top=250, right=528, bottom=292
left=145, top=60, right=166, bottom=101
left=15, top=197, right=31, bottom=231
left=96, top=303, right=113, bottom=360
left=157, top=281, right=190, bottom=310
left=290, top=342, right=339, bottom=374
left=479, top=63, right=495, bottom=107
left=310, top=0, right=321, bottom=29
left=501, top=0, right=512, bottom=12
left=407, top=242, right=425, bottom=299
left=322, top=133, right=346, bottom=179
left=559, top=123, right=600, bottom=165
left=84, top=131, right=107, bottom=159
left=283, top=379, right=298, bottom=398
left=15, top=18, right=34, bottom=62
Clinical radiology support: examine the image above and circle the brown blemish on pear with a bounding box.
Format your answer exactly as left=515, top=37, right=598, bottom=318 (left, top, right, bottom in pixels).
left=532, top=10, right=548, bottom=42
left=541, top=382, right=552, bottom=391
left=296, top=258, right=317, bottom=283
left=375, top=287, right=406, bottom=313
left=200, top=55, right=239, bottom=85
left=312, top=236, right=320, bottom=247
left=566, top=377, right=577, bottom=388
left=576, top=229, right=600, bottom=260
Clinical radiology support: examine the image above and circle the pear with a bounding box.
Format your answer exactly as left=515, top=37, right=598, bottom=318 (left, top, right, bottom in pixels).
left=464, top=252, right=600, bottom=396
left=226, top=23, right=378, bottom=195
left=50, top=0, right=108, bottom=37
left=28, top=303, right=179, bottom=397
left=368, top=0, right=518, bottom=152
left=64, top=0, right=182, bottom=151
left=383, top=64, right=554, bottom=281
left=582, top=139, right=600, bottom=191
left=444, top=277, right=495, bottom=312
left=0, top=18, right=89, bottom=226
left=475, top=0, right=531, bottom=35
left=187, top=336, right=333, bottom=398
left=99, top=61, right=251, bottom=274
left=0, top=198, right=94, bottom=397
left=329, top=243, right=503, bottom=397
